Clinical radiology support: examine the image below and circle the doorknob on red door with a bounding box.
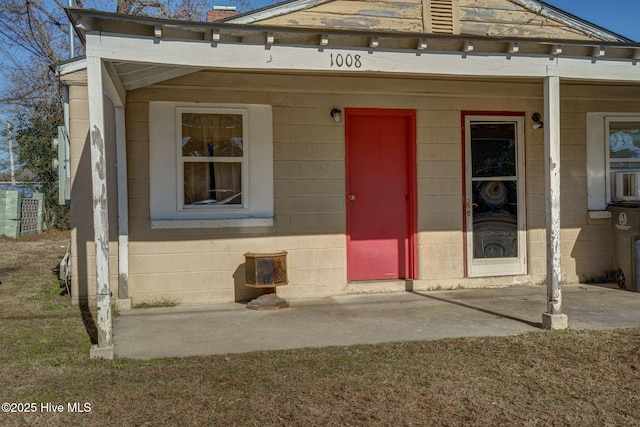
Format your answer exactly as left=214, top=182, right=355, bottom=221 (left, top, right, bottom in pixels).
left=349, top=194, right=356, bottom=201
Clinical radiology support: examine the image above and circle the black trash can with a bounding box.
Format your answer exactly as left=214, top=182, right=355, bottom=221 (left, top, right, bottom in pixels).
left=607, top=202, right=640, bottom=291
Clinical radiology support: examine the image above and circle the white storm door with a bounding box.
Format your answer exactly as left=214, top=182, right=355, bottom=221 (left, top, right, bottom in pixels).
left=465, top=116, right=527, bottom=277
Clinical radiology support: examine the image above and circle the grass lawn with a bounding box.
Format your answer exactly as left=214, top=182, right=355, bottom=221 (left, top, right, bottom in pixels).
left=1, top=231, right=640, bottom=426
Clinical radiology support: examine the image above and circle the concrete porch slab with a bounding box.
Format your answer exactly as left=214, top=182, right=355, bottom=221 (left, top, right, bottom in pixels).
left=112, top=284, right=640, bottom=359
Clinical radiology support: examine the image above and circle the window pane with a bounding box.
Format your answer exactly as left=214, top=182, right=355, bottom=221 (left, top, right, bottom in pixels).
left=609, top=122, right=640, bottom=159
left=183, top=162, right=242, bottom=206
left=181, top=113, right=243, bottom=157
left=472, top=180, right=518, bottom=258
left=470, top=123, right=516, bottom=177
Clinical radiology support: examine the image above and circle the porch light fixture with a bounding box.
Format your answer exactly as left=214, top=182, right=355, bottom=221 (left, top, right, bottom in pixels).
left=331, top=108, right=342, bottom=123
left=532, top=112, right=544, bottom=129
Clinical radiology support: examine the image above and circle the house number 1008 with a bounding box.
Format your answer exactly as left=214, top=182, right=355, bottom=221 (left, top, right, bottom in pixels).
left=330, top=53, right=362, bottom=68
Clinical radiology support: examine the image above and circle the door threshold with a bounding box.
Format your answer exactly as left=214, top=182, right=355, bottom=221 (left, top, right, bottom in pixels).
left=347, top=279, right=412, bottom=294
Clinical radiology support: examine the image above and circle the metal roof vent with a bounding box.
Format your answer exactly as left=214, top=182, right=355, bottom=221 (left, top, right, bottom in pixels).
left=426, top=0, right=460, bottom=35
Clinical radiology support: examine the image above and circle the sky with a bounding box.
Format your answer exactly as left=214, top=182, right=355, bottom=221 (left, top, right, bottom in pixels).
left=245, top=0, right=640, bottom=42
left=541, top=0, right=640, bottom=41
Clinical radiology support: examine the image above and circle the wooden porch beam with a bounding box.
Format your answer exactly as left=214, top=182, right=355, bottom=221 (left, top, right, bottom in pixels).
left=103, top=62, right=125, bottom=108
left=85, top=33, right=640, bottom=84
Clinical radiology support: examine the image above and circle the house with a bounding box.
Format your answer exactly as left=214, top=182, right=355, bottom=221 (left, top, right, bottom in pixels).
left=59, top=0, right=640, bottom=357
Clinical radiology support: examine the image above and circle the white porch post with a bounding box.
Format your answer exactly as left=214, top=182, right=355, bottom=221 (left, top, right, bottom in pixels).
left=542, top=75, right=568, bottom=330
left=87, top=55, right=114, bottom=358
left=101, top=62, right=131, bottom=311
left=115, top=106, right=130, bottom=310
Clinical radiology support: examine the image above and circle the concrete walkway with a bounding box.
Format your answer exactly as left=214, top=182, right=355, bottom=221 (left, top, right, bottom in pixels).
left=113, top=284, right=640, bottom=359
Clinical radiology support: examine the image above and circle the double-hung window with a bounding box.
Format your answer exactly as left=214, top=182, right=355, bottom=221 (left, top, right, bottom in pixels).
left=606, top=118, right=640, bottom=202
left=180, top=110, right=246, bottom=208
left=150, top=102, right=273, bottom=228
left=587, top=113, right=640, bottom=212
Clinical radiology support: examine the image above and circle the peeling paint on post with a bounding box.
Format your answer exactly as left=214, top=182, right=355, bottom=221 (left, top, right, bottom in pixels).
left=546, top=156, right=561, bottom=314
left=542, top=75, right=568, bottom=330
left=87, top=55, right=114, bottom=357
left=91, top=125, right=112, bottom=349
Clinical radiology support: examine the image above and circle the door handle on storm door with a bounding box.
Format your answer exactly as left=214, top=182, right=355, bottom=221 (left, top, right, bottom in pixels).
left=466, top=200, right=477, bottom=217
left=349, top=194, right=356, bottom=201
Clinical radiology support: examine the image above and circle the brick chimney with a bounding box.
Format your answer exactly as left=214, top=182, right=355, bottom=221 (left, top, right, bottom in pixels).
left=207, top=6, right=237, bottom=22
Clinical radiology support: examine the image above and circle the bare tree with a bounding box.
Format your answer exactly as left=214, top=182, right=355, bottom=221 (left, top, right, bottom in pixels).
left=76, top=0, right=255, bottom=20
left=0, top=1, right=66, bottom=110
left=0, top=0, right=252, bottom=109
left=73, top=0, right=210, bottom=19
left=0, top=0, right=226, bottom=225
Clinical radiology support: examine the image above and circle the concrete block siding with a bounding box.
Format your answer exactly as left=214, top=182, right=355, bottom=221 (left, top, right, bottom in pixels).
left=66, top=70, right=640, bottom=305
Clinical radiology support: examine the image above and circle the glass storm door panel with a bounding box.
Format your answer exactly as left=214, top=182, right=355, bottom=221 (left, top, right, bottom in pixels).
left=465, top=116, right=526, bottom=277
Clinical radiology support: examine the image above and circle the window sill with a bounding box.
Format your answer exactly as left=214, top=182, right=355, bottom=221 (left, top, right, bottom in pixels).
left=151, top=217, right=274, bottom=229
left=588, top=210, right=611, bottom=224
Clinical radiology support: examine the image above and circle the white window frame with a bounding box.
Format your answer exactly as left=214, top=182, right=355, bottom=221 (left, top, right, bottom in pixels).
left=605, top=117, right=640, bottom=202
left=587, top=113, right=640, bottom=213
left=149, top=102, right=273, bottom=228
left=177, top=107, right=249, bottom=212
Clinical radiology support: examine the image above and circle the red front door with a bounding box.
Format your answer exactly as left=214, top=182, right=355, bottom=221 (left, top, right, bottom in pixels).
left=346, top=108, right=416, bottom=281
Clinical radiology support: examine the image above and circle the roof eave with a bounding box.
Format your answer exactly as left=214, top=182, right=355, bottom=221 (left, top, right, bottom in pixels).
left=64, top=8, right=640, bottom=67
left=222, top=0, right=332, bottom=24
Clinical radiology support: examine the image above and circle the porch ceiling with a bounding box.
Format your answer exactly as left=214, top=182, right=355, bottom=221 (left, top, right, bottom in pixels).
left=111, top=62, right=203, bottom=91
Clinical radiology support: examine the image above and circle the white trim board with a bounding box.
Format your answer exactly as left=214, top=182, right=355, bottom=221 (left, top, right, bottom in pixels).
left=85, top=32, right=640, bottom=85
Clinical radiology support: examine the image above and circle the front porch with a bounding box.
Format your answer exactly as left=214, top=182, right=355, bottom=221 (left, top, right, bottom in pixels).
left=112, top=283, right=640, bottom=359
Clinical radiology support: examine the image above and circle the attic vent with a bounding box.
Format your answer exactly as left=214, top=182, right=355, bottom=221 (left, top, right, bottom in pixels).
left=425, top=0, right=460, bottom=35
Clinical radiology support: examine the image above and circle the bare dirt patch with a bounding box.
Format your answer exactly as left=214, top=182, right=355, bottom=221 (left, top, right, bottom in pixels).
left=1, top=231, right=640, bottom=426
